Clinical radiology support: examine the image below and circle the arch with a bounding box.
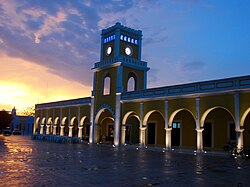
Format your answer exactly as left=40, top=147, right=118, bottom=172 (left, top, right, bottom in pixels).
left=54, top=117, right=59, bottom=125
left=124, top=112, right=140, bottom=144
left=70, top=117, right=78, bottom=137
left=54, top=117, right=60, bottom=135
left=35, top=117, right=40, bottom=126
left=70, top=117, right=77, bottom=126
left=143, top=110, right=164, bottom=126
left=47, top=117, right=53, bottom=125
left=41, top=117, right=46, bottom=125
left=200, top=106, right=235, bottom=128
left=122, top=111, right=140, bottom=125
left=103, top=73, right=111, bottom=95
left=100, top=117, right=114, bottom=124
left=240, top=107, right=250, bottom=127
left=169, top=108, right=196, bottom=128
left=61, top=117, right=67, bottom=126
left=169, top=109, right=196, bottom=148
left=95, top=106, right=115, bottom=124
left=94, top=107, right=114, bottom=143
left=143, top=110, right=165, bottom=145
left=80, top=116, right=87, bottom=126
left=201, top=106, right=235, bottom=149
left=34, top=117, right=40, bottom=133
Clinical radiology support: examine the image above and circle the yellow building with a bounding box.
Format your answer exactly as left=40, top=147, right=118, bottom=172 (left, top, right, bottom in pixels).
left=34, top=23, right=250, bottom=152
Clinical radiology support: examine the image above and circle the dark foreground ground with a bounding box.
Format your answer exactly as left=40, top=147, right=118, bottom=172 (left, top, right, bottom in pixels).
left=0, top=136, right=249, bottom=187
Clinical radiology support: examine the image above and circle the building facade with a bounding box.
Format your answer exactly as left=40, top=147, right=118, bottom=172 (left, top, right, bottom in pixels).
left=11, top=107, right=34, bottom=135
left=34, top=23, right=250, bottom=152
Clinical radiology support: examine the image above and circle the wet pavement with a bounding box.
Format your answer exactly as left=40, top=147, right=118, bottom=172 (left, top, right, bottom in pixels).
left=0, top=136, right=250, bottom=187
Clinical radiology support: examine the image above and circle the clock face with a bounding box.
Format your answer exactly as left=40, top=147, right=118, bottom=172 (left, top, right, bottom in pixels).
left=125, top=46, right=132, bottom=56
left=106, top=46, right=112, bottom=56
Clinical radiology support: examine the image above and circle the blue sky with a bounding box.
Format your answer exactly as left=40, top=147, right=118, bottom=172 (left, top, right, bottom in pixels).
left=0, top=0, right=250, bottom=111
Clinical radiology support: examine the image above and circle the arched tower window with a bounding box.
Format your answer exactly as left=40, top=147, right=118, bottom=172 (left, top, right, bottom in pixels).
left=103, top=74, right=111, bottom=95
left=127, top=72, right=137, bottom=92
left=127, top=77, right=135, bottom=92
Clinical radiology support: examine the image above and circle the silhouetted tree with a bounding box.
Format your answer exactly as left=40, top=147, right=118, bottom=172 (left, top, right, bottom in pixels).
left=0, top=110, right=13, bottom=130
left=19, top=106, right=35, bottom=116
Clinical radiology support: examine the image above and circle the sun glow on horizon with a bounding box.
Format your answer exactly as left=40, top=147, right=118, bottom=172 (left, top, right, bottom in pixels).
left=0, top=55, right=92, bottom=112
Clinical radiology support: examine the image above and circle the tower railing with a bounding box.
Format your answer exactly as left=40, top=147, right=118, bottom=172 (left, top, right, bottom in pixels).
left=94, top=56, right=147, bottom=69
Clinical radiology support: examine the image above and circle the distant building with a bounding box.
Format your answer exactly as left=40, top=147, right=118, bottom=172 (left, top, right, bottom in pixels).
left=11, top=107, right=34, bottom=135
left=34, top=23, right=250, bottom=152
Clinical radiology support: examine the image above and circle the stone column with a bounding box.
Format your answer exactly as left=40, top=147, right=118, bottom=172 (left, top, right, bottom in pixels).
left=40, top=125, right=44, bottom=134
left=236, top=129, right=244, bottom=151
left=121, top=125, right=126, bottom=145
left=53, top=125, right=57, bottom=135
left=196, top=97, right=203, bottom=152
left=60, top=126, right=64, bottom=136
left=234, top=92, right=243, bottom=150
left=89, top=96, right=95, bottom=143
left=68, top=126, right=73, bottom=137
left=140, top=127, right=146, bottom=146
left=196, top=129, right=204, bottom=152
left=46, top=125, right=50, bottom=135
left=114, top=93, right=121, bottom=146
left=78, top=126, right=83, bottom=139
left=139, top=102, right=145, bottom=146
left=164, top=99, right=171, bottom=149
left=165, top=128, right=172, bottom=150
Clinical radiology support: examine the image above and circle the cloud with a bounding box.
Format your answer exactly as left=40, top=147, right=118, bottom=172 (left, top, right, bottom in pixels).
left=177, top=59, right=206, bottom=72
left=0, top=0, right=155, bottom=88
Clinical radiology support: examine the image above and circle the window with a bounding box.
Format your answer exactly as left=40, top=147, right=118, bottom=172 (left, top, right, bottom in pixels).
left=103, top=76, right=111, bottom=95
left=172, top=122, right=181, bottom=129
left=127, top=77, right=135, bottom=92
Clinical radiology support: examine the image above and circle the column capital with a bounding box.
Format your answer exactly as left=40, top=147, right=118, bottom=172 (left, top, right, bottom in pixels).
left=195, top=128, right=204, bottom=132
left=235, top=128, right=244, bottom=133
left=140, top=127, right=146, bottom=131
left=165, top=127, right=172, bottom=131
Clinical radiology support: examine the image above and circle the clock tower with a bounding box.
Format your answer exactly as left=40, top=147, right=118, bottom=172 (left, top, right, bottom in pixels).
left=89, top=23, right=149, bottom=145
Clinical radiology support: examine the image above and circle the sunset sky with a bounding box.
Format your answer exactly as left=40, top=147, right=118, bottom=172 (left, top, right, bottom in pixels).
left=0, top=0, right=250, bottom=113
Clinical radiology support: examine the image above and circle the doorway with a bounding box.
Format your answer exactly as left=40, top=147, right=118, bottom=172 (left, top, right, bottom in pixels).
left=147, top=123, right=156, bottom=144
left=172, top=122, right=181, bottom=146
left=203, top=122, right=212, bottom=147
